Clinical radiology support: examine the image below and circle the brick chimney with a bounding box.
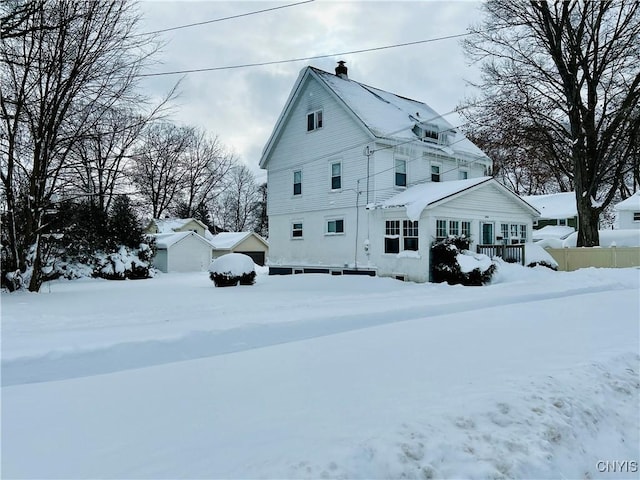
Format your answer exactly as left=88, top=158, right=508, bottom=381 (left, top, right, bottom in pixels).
left=335, top=60, right=348, bottom=79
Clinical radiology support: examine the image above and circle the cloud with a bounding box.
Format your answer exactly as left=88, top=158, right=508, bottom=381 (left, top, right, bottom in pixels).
left=137, top=1, right=485, bottom=180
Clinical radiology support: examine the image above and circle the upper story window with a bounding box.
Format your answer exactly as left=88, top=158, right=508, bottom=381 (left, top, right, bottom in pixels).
left=412, top=124, right=439, bottom=143
left=458, top=170, right=468, bottom=180
left=307, top=110, right=323, bottom=131
left=431, top=164, right=441, bottom=182
left=293, top=170, right=302, bottom=196
left=634, top=212, right=640, bottom=221
left=331, top=162, right=341, bottom=190
left=395, top=159, right=407, bottom=187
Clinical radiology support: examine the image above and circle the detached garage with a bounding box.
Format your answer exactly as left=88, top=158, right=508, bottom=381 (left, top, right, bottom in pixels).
left=210, top=232, right=269, bottom=266
left=152, top=231, right=215, bottom=273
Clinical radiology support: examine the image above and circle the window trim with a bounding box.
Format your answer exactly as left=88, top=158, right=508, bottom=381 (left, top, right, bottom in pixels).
left=291, top=221, right=303, bottom=239
left=330, top=161, right=342, bottom=191
left=293, top=170, right=302, bottom=196
left=326, top=218, right=345, bottom=235
left=431, top=163, right=441, bottom=182
left=395, top=158, right=407, bottom=188
left=385, top=219, right=419, bottom=254
left=307, top=109, right=323, bottom=132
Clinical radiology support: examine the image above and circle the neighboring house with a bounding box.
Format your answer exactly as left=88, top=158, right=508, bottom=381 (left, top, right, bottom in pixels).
left=152, top=231, right=215, bottom=273
left=522, top=192, right=578, bottom=230
left=259, top=62, right=539, bottom=282
left=146, top=217, right=215, bottom=273
left=146, top=217, right=210, bottom=237
left=614, top=192, right=640, bottom=229
left=209, top=232, right=269, bottom=266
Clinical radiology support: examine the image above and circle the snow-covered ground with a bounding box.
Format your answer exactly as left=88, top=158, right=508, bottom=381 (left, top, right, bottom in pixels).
left=2, top=263, right=639, bottom=479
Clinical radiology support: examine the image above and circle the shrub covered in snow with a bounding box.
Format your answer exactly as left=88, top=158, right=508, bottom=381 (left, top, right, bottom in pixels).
left=524, top=242, right=558, bottom=270
left=431, top=236, right=496, bottom=286
left=208, top=253, right=256, bottom=287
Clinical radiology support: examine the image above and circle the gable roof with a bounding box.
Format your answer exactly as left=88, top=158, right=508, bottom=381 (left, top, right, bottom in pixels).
left=260, top=65, right=489, bottom=168
left=209, top=232, right=269, bottom=250
left=614, top=191, right=640, bottom=211
left=373, top=177, right=539, bottom=221
left=150, top=217, right=208, bottom=234
left=521, top=192, right=577, bottom=219
left=152, top=231, right=215, bottom=250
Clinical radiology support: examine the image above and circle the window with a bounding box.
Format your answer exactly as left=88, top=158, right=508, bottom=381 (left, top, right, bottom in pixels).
left=292, top=222, right=303, bottom=238
left=500, top=223, right=509, bottom=243
left=437, top=218, right=472, bottom=242
left=634, top=212, right=640, bottom=221
left=436, top=219, right=447, bottom=241
left=327, top=219, right=344, bottom=234
left=431, top=164, right=441, bottom=182
left=403, top=220, right=419, bottom=251
left=558, top=218, right=567, bottom=226
left=395, top=159, right=407, bottom=187
left=331, top=162, right=341, bottom=190
left=307, top=110, right=323, bottom=131
left=458, top=170, right=468, bottom=180
left=519, top=225, right=527, bottom=242
left=384, top=220, right=400, bottom=254
left=293, top=170, right=302, bottom=196
left=461, top=221, right=471, bottom=238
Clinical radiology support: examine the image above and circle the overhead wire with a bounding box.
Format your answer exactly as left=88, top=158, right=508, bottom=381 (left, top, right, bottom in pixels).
left=136, top=0, right=315, bottom=36
left=138, top=32, right=474, bottom=77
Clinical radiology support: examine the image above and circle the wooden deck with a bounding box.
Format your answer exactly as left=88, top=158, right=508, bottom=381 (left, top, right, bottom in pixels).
left=476, top=244, right=525, bottom=265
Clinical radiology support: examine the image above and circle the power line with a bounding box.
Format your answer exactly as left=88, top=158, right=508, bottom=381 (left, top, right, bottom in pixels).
left=138, top=32, right=473, bottom=77
left=138, top=0, right=315, bottom=36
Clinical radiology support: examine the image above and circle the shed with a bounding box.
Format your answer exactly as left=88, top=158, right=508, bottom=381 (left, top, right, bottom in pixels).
left=209, top=232, right=269, bottom=266
left=151, top=231, right=215, bottom=273
left=614, top=192, right=640, bottom=229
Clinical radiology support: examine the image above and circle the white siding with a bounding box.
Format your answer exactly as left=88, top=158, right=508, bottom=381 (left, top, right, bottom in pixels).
left=616, top=211, right=640, bottom=230
left=266, top=76, right=372, bottom=217
left=167, top=236, right=212, bottom=272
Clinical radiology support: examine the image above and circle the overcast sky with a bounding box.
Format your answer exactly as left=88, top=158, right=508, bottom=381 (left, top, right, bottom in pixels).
left=137, top=1, right=486, bottom=182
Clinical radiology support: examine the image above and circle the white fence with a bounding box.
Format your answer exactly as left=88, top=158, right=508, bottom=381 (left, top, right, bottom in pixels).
left=545, top=246, right=640, bottom=271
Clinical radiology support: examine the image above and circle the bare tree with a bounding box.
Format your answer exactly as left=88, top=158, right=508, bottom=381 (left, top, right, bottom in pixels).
left=130, top=121, right=193, bottom=219
left=215, top=164, right=260, bottom=232
left=176, top=128, right=236, bottom=218
left=461, top=1, right=640, bottom=246
left=1, top=0, right=162, bottom=291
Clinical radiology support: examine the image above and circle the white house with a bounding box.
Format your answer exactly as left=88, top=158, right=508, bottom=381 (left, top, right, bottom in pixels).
left=614, top=192, right=640, bottom=229
left=259, top=62, right=539, bottom=282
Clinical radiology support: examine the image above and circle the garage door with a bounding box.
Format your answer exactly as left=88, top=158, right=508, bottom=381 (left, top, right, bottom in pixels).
left=237, top=251, right=265, bottom=266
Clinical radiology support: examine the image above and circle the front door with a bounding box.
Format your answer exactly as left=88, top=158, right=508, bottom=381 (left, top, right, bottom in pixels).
left=481, top=222, right=494, bottom=244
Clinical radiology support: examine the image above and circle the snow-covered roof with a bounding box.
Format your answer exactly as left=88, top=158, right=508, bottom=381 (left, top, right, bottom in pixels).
left=374, top=177, right=492, bottom=220
left=209, top=232, right=268, bottom=250
left=311, top=67, right=486, bottom=158
left=614, top=191, right=640, bottom=211
left=152, top=218, right=205, bottom=234
left=521, top=192, right=577, bottom=220
left=531, top=225, right=575, bottom=241
left=152, top=232, right=215, bottom=249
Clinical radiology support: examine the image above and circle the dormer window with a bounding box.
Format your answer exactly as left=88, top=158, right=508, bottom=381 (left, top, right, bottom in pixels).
left=307, top=110, right=323, bottom=131
left=412, top=123, right=439, bottom=143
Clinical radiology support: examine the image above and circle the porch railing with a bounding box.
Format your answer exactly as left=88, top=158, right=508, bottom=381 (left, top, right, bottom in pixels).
left=476, top=244, right=525, bottom=265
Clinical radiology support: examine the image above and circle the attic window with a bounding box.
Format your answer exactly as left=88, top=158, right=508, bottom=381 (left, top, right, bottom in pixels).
left=634, top=212, right=640, bottom=221
left=412, top=124, right=439, bottom=142
left=307, top=110, right=323, bottom=131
